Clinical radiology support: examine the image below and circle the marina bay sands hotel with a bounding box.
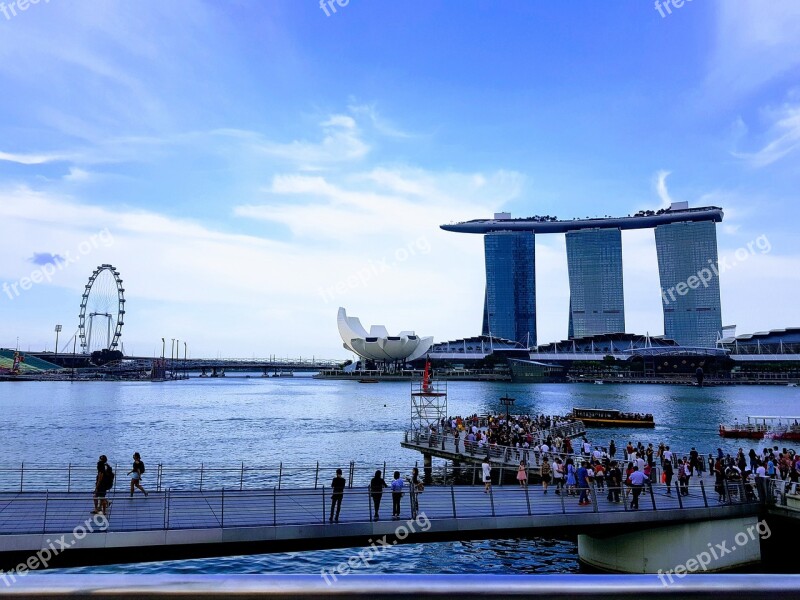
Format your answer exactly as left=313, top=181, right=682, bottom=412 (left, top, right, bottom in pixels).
left=441, top=202, right=723, bottom=349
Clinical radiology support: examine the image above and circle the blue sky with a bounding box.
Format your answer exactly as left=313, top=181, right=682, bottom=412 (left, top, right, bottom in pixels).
left=0, top=0, right=799, bottom=358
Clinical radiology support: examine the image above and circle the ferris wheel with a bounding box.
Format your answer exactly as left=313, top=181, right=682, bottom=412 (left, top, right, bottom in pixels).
left=78, top=264, right=126, bottom=354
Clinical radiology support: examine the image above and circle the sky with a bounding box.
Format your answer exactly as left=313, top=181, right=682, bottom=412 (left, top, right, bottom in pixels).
left=0, top=0, right=799, bottom=359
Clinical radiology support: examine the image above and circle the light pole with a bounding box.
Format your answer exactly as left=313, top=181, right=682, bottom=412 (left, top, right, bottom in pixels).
left=500, top=395, right=516, bottom=422
left=54, top=325, right=62, bottom=363
left=72, top=334, right=77, bottom=381
left=184, top=341, right=187, bottom=380
left=161, top=338, right=165, bottom=359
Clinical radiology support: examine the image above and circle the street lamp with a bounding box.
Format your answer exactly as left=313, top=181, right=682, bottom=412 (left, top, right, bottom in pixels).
left=54, top=325, right=62, bottom=362
left=184, top=341, right=187, bottom=380
left=499, top=395, right=516, bottom=422
left=161, top=338, right=165, bottom=360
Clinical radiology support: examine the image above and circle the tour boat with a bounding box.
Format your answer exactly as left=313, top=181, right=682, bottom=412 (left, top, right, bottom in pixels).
left=570, top=407, right=655, bottom=428
left=719, top=416, right=800, bottom=441
left=358, top=378, right=380, bottom=383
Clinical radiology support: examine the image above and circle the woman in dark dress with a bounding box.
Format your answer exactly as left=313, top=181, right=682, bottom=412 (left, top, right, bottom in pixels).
left=369, top=470, right=387, bottom=520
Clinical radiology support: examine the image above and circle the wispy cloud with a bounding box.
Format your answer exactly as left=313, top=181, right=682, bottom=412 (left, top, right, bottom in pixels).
left=655, top=170, right=674, bottom=207
left=706, top=0, right=800, bottom=99
left=0, top=151, right=73, bottom=165
left=733, top=103, right=800, bottom=167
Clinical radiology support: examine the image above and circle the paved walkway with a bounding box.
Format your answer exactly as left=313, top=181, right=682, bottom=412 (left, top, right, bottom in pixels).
left=0, top=481, right=735, bottom=536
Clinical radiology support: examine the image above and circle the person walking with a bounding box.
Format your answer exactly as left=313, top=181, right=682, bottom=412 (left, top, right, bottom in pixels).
left=369, top=470, right=387, bottom=520
left=390, top=471, right=404, bottom=519
left=410, top=466, right=422, bottom=518
left=662, top=457, right=674, bottom=495
left=607, top=461, right=622, bottom=503
left=127, top=452, right=148, bottom=498
left=629, top=465, right=648, bottom=509
left=329, top=468, right=346, bottom=523
left=540, top=457, right=551, bottom=494
left=577, top=461, right=591, bottom=506
left=553, top=457, right=564, bottom=495
left=566, top=459, right=577, bottom=496
left=92, top=456, right=106, bottom=514
left=92, top=456, right=114, bottom=516
left=609, top=440, right=616, bottom=459
left=482, top=458, right=492, bottom=493
left=517, top=460, right=528, bottom=488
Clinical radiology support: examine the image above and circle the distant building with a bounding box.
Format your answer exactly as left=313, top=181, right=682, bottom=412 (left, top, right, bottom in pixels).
left=442, top=203, right=724, bottom=348
left=337, top=308, right=433, bottom=362
left=482, top=230, right=537, bottom=346
left=566, top=227, right=625, bottom=338
left=655, top=220, right=722, bottom=348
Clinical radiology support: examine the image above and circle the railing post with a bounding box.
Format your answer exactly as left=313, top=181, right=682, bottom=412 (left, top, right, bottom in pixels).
left=649, top=482, right=657, bottom=511
left=525, top=481, right=532, bottom=516
left=700, top=479, right=708, bottom=507
left=368, top=487, right=373, bottom=522
left=559, top=482, right=566, bottom=514
left=165, top=489, right=170, bottom=529
left=67, top=463, right=72, bottom=493
left=450, top=485, right=457, bottom=518
left=221, top=488, right=225, bottom=528
left=273, top=487, right=277, bottom=527
left=43, top=490, right=49, bottom=534
left=314, top=462, right=319, bottom=489
left=278, top=463, right=283, bottom=490
left=590, top=482, right=599, bottom=513
left=322, top=486, right=327, bottom=523
left=675, top=481, right=683, bottom=508
left=200, top=463, right=204, bottom=491
left=240, top=463, right=244, bottom=491
left=20, top=462, right=23, bottom=492
left=488, top=483, right=496, bottom=517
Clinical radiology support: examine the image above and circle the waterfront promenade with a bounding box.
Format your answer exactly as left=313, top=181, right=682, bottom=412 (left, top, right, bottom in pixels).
left=0, top=477, right=760, bottom=569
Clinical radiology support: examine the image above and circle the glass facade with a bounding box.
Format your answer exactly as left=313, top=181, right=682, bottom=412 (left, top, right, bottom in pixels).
left=655, top=221, right=722, bottom=348
left=482, top=232, right=536, bottom=346
left=565, top=228, right=625, bottom=338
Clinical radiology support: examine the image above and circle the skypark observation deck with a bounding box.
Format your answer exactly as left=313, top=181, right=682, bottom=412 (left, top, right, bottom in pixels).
left=441, top=206, right=723, bottom=234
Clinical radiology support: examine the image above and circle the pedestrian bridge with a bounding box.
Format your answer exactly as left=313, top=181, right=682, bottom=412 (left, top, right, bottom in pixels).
left=0, top=478, right=763, bottom=573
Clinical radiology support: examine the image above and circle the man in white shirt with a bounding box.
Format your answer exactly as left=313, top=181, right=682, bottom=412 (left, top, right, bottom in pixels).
left=628, top=466, right=648, bottom=509
left=663, top=446, right=673, bottom=462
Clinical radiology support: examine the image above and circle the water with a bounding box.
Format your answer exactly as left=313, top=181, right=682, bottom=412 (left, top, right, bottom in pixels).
left=1, top=376, right=796, bottom=574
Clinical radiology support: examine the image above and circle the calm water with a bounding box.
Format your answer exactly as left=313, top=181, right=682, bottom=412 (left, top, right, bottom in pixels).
left=1, top=376, right=796, bottom=574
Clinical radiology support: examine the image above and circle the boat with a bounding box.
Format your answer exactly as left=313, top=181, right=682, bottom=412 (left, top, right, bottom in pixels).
left=569, top=407, right=655, bottom=428
left=594, top=380, right=604, bottom=385
left=719, top=416, right=800, bottom=441
left=358, top=378, right=380, bottom=383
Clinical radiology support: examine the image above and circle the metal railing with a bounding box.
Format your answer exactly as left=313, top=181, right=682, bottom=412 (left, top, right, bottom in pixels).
left=404, top=430, right=707, bottom=475
left=0, top=479, right=761, bottom=537
left=0, top=461, right=461, bottom=493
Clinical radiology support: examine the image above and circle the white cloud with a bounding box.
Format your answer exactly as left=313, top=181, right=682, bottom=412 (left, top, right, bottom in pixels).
left=0, top=151, right=72, bottom=165
left=655, top=170, right=674, bottom=208
left=707, top=0, right=800, bottom=98
left=732, top=102, right=800, bottom=167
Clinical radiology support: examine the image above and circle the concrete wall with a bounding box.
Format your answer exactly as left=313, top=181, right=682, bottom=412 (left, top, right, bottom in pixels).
left=578, top=516, right=763, bottom=574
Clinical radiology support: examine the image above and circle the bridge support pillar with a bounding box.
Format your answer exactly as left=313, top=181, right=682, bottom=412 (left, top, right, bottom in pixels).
left=262, top=368, right=268, bottom=377
left=423, top=453, right=432, bottom=484
left=578, top=516, right=763, bottom=574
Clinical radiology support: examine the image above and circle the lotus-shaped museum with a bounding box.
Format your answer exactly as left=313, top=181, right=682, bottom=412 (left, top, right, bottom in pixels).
left=337, top=307, right=434, bottom=362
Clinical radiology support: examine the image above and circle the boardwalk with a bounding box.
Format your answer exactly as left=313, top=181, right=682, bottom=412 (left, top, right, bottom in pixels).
left=0, top=479, right=759, bottom=569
